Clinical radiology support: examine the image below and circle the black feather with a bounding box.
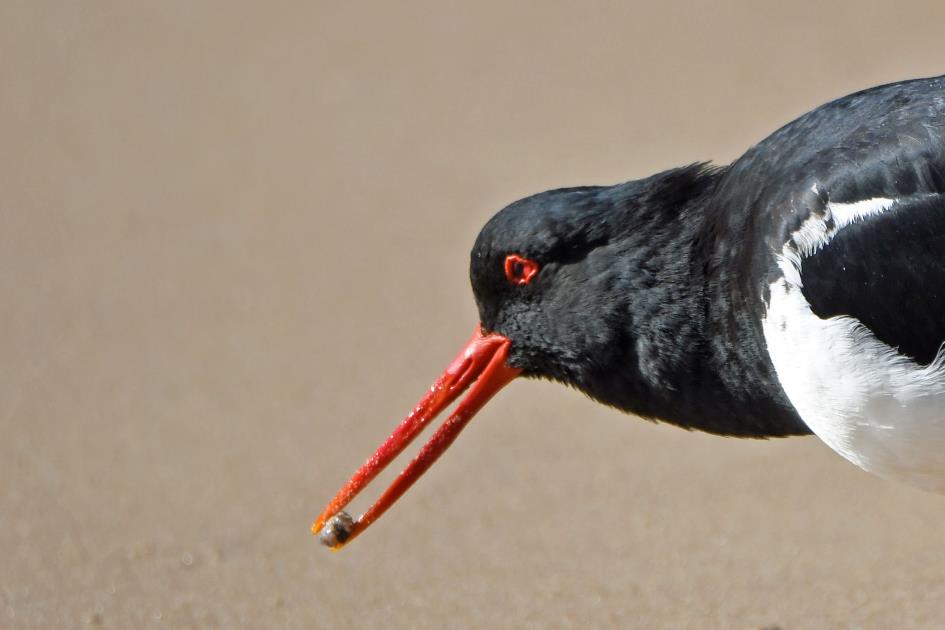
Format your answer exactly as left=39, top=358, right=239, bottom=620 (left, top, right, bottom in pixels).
left=468, top=74, right=945, bottom=438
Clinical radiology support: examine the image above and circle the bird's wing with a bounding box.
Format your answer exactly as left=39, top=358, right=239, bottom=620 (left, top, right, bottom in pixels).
left=759, top=188, right=945, bottom=491
left=800, top=192, right=945, bottom=365
left=747, top=75, right=945, bottom=363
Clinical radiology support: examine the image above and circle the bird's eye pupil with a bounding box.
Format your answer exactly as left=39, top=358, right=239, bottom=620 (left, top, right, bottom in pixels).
left=504, top=254, right=539, bottom=286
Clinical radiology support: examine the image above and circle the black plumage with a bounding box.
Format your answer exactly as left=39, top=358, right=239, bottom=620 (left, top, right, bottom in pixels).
left=802, top=194, right=945, bottom=365
left=469, top=74, right=945, bottom=437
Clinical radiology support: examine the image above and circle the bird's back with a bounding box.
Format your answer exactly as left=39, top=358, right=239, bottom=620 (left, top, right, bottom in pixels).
left=710, top=74, right=945, bottom=491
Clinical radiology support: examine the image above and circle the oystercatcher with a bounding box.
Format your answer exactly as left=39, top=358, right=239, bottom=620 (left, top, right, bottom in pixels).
left=315, top=74, right=945, bottom=549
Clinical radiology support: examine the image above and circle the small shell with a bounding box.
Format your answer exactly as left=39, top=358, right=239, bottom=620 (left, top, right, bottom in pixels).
left=317, top=511, right=355, bottom=547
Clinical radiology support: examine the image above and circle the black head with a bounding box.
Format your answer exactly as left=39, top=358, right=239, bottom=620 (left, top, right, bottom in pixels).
left=469, top=165, right=717, bottom=397
left=470, top=185, right=624, bottom=383
left=470, top=164, right=715, bottom=408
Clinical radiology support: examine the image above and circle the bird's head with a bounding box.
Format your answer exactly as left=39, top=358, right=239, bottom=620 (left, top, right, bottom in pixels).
left=469, top=185, right=636, bottom=386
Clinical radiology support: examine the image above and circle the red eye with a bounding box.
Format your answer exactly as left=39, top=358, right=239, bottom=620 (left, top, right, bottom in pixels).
left=503, top=254, right=540, bottom=286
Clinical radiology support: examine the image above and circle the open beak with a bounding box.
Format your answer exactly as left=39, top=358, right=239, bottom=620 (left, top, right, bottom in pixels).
left=312, top=324, right=521, bottom=550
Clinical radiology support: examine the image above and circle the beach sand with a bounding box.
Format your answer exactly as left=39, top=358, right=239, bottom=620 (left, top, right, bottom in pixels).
left=3, top=2, right=945, bottom=627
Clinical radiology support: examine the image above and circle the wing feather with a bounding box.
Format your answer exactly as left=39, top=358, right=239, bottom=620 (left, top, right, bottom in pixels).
left=801, top=193, right=945, bottom=365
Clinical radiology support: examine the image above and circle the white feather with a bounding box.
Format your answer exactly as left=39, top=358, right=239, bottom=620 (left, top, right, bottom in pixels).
left=763, top=195, right=945, bottom=492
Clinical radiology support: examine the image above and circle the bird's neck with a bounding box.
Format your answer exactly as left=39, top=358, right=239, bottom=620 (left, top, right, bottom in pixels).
left=576, top=166, right=809, bottom=437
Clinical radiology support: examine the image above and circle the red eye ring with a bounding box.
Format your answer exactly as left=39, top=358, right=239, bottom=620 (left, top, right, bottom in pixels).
left=504, top=254, right=540, bottom=286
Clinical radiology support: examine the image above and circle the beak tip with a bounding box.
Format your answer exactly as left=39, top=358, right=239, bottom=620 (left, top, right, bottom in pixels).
left=311, top=326, right=519, bottom=550
left=315, top=511, right=355, bottom=549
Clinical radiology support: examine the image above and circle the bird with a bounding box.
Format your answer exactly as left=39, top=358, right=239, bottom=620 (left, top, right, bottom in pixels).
left=314, top=74, right=945, bottom=549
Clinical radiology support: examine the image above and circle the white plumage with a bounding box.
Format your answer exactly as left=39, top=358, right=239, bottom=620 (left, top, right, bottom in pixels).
left=764, top=194, right=945, bottom=492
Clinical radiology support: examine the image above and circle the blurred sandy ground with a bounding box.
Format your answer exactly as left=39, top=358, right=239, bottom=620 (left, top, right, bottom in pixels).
left=3, top=1, right=945, bottom=627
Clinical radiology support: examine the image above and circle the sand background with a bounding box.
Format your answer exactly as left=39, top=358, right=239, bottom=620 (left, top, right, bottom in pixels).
left=4, top=2, right=945, bottom=628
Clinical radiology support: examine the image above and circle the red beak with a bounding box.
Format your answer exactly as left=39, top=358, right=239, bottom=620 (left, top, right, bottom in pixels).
left=313, top=324, right=522, bottom=550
